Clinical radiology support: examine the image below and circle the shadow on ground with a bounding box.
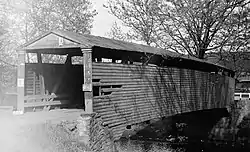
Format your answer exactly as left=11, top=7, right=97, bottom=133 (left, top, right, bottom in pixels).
left=120, top=108, right=250, bottom=152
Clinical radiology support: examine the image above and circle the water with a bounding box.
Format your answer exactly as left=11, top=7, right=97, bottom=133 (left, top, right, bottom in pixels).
left=114, top=108, right=250, bottom=152
left=116, top=139, right=183, bottom=152
left=116, top=139, right=250, bottom=152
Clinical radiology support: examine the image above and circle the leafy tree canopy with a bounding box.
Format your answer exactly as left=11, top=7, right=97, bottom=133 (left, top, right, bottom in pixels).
left=23, top=0, right=97, bottom=41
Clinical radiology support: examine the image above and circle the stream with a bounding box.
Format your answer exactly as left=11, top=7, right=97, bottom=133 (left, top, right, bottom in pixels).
left=114, top=106, right=250, bottom=152
left=116, top=138, right=250, bottom=152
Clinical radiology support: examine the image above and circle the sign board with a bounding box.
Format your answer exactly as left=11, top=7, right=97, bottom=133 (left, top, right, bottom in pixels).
left=82, top=84, right=92, bottom=92
left=17, top=78, right=24, bottom=87
left=59, top=37, right=64, bottom=46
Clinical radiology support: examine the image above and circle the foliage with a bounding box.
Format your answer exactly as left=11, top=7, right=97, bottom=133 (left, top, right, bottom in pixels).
left=20, top=0, right=97, bottom=63
left=107, top=0, right=249, bottom=59
left=0, top=2, right=18, bottom=90
left=23, top=0, right=97, bottom=41
left=0, top=0, right=97, bottom=90
left=215, top=51, right=250, bottom=79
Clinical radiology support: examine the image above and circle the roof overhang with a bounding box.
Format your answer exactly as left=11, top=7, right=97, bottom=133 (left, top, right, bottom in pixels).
left=19, top=30, right=235, bottom=76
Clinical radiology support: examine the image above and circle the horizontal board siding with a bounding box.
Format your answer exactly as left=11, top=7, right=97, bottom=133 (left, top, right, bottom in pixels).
left=92, top=62, right=233, bottom=140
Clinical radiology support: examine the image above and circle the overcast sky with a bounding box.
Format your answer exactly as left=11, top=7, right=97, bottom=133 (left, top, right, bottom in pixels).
left=91, top=0, right=117, bottom=37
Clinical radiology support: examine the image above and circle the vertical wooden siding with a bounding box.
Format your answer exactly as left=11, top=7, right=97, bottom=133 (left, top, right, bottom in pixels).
left=92, top=62, right=234, bottom=140
left=25, top=69, right=43, bottom=95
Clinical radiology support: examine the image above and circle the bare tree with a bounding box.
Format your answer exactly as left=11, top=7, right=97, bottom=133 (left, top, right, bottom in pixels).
left=105, top=0, right=165, bottom=47
left=107, top=0, right=249, bottom=59
left=106, top=22, right=134, bottom=42
left=209, top=4, right=250, bottom=79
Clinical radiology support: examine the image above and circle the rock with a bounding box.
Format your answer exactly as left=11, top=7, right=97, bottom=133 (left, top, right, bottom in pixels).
left=209, top=100, right=250, bottom=142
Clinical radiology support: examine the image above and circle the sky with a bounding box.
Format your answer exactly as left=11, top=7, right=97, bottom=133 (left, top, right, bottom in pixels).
left=91, top=0, right=118, bottom=37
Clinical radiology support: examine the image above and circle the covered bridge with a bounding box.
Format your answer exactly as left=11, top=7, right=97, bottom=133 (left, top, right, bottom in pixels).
left=17, top=30, right=235, bottom=140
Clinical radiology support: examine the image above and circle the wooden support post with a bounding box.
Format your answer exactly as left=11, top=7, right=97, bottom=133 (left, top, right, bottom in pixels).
left=37, top=52, right=42, bottom=63
left=82, top=48, right=93, bottom=113
left=17, top=49, right=26, bottom=112
left=37, top=52, right=45, bottom=95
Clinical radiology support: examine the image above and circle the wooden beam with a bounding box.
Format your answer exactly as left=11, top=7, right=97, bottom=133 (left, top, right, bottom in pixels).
left=17, top=49, right=26, bottom=112
left=37, top=52, right=42, bottom=63
left=37, top=52, right=45, bottom=95
left=24, top=100, right=69, bottom=108
left=82, top=48, right=93, bottom=112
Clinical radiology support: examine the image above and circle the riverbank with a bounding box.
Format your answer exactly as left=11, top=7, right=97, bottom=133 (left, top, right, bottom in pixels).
left=210, top=100, right=250, bottom=142
left=121, top=100, right=250, bottom=151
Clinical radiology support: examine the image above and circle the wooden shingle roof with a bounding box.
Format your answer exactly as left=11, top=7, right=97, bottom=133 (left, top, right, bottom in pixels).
left=21, top=30, right=233, bottom=73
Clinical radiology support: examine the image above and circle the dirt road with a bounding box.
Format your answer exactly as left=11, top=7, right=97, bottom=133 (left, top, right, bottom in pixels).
left=0, top=109, right=86, bottom=152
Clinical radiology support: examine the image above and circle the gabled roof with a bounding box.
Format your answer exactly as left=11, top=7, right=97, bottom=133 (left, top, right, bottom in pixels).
left=22, top=30, right=179, bottom=57
left=21, top=30, right=233, bottom=73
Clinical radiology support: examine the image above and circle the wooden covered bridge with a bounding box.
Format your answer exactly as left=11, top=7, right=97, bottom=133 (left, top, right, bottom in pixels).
left=17, top=30, right=235, bottom=140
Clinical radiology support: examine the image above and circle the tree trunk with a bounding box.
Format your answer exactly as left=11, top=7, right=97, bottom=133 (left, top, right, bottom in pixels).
left=198, top=49, right=205, bottom=59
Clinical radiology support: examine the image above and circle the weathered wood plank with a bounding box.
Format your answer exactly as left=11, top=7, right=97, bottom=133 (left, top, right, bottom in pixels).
left=24, top=100, right=69, bottom=107
left=24, top=94, right=57, bottom=101
left=82, top=49, right=93, bottom=112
